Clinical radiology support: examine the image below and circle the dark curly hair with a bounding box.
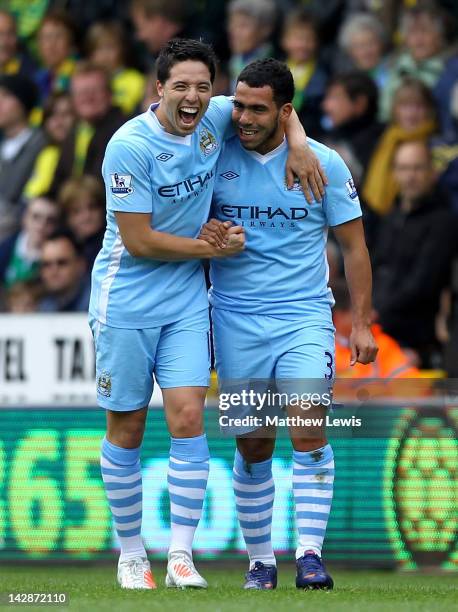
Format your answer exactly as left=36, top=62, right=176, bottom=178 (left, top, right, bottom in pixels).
left=236, top=58, right=295, bottom=107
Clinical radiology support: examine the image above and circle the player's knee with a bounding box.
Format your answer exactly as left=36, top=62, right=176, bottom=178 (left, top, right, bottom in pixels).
left=107, top=411, right=147, bottom=448
left=237, top=438, right=274, bottom=463
left=111, top=426, right=145, bottom=448
left=171, top=403, right=203, bottom=437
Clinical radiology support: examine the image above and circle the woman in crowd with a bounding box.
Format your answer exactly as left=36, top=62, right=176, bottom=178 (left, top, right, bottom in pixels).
left=0, top=196, right=60, bottom=288
left=226, top=0, right=277, bottom=91
left=58, top=175, right=105, bottom=269
left=86, top=21, right=145, bottom=116
left=337, top=12, right=390, bottom=91
left=380, top=3, right=449, bottom=120
left=363, top=77, right=437, bottom=216
left=23, top=91, right=75, bottom=199
left=281, top=8, right=328, bottom=138
left=35, top=10, right=77, bottom=104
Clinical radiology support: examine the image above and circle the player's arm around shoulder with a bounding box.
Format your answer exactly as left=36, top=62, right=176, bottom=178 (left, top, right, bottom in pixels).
left=284, top=110, right=328, bottom=203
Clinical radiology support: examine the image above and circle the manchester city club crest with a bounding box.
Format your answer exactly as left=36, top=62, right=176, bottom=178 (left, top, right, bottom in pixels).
left=97, top=371, right=112, bottom=397
left=110, top=173, right=134, bottom=197
left=284, top=177, right=303, bottom=192
left=199, top=128, right=218, bottom=156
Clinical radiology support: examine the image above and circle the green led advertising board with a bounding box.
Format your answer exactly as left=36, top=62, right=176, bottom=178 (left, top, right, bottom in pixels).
left=0, top=406, right=457, bottom=569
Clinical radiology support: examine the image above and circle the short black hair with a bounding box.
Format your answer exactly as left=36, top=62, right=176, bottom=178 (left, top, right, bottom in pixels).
left=156, top=38, right=217, bottom=84
left=236, top=58, right=295, bottom=107
left=44, top=229, right=83, bottom=257
left=327, top=71, right=378, bottom=120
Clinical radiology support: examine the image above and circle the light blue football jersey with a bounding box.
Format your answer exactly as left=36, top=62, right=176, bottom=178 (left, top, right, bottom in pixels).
left=209, top=136, right=362, bottom=314
left=89, top=96, right=233, bottom=328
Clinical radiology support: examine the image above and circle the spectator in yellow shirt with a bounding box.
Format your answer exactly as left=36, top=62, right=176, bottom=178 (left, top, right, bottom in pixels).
left=281, top=8, right=328, bottom=139
left=86, top=21, right=145, bottom=117
left=23, top=91, right=75, bottom=199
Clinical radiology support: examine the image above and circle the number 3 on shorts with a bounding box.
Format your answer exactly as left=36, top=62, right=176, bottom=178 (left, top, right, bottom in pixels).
left=324, top=351, right=333, bottom=380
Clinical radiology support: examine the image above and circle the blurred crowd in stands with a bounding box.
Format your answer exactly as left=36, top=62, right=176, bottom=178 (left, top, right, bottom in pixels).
left=0, top=0, right=457, bottom=375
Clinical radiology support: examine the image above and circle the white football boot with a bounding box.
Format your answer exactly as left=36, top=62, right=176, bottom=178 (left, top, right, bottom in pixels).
left=165, top=550, right=208, bottom=589
left=117, top=556, right=156, bottom=589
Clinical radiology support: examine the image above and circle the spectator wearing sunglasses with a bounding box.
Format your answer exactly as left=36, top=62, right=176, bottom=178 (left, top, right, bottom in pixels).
left=0, top=196, right=60, bottom=288
left=38, top=230, right=90, bottom=312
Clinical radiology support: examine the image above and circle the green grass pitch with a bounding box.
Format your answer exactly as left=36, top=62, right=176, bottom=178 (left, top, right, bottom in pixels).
left=0, top=564, right=456, bottom=612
